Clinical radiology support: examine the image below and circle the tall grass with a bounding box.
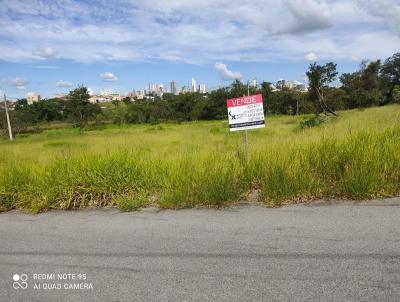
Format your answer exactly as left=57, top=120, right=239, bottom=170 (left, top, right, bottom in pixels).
left=0, top=105, right=399, bottom=212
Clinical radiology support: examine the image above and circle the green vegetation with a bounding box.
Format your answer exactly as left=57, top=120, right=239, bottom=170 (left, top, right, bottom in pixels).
left=1, top=52, right=399, bottom=212
left=1, top=105, right=399, bottom=213
left=65, top=86, right=101, bottom=133
left=1, top=52, right=399, bottom=137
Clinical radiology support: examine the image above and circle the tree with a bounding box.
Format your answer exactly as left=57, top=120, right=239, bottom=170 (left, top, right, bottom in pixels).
left=394, top=85, right=400, bottom=103
left=122, top=97, right=132, bottom=105
left=306, top=62, right=338, bottom=115
left=260, top=81, right=273, bottom=113
left=360, top=60, right=381, bottom=91
left=380, top=52, right=400, bottom=104
left=267, top=90, right=313, bottom=115
left=66, top=86, right=101, bottom=133
left=230, top=79, right=247, bottom=97
left=35, top=98, right=65, bottom=121
left=14, top=98, right=29, bottom=111
left=111, top=99, right=120, bottom=107
left=204, top=87, right=230, bottom=120
left=340, top=60, right=384, bottom=108
left=325, top=87, right=347, bottom=111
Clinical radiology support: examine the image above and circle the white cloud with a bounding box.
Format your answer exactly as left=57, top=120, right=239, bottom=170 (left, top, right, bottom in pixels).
left=33, top=47, right=56, bottom=59
left=100, top=72, right=118, bottom=82
left=56, top=80, right=72, bottom=87
left=275, top=0, right=332, bottom=35
left=11, top=77, right=29, bottom=90
left=0, top=0, right=398, bottom=64
left=357, top=0, right=400, bottom=35
left=215, top=62, right=242, bottom=81
left=305, top=52, right=318, bottom=61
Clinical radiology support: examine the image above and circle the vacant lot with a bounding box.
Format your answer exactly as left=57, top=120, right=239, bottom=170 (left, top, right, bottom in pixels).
left=1, top=105, right=400, bottom=212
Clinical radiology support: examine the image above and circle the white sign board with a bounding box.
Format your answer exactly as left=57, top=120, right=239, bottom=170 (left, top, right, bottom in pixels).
left=226, top=94, right=265, bottom=131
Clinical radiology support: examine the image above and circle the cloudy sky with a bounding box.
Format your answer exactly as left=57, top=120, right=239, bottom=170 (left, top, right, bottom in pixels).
left=0, top=0, right=399, bottom=98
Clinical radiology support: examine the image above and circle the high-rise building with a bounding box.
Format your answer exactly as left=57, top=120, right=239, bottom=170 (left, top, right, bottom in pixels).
left=199, top=84, right=206, bottom=94
left=136, top=90, right=145, bottom=99
left=146, top=83, right=164, bottom=97
left=26, top=93, right=41, bottom=105
left=180, top=86, right=189, bottom=94
left=169, top=81, right=177, bottom=95
left=157, top=84, right=164, bottom=95
left=276, top=79, right=286, bottom=90
left=191, top=78, right=197, bottom=92
left=275, top=79, right=306, bottom=91
left=100, top=89, right=119, bottom=97
left=127, top=90, right=136, bottom=98
left=147, top=83, right=157, bottom=94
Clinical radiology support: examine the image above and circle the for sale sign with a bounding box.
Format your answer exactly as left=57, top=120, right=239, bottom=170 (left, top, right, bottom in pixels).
left=226, top=94, right=265, bottom=131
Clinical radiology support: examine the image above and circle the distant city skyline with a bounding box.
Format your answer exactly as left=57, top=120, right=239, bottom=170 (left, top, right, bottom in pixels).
left=0, top=60, right=354, bottom=100
left=1, top=0, right=399, bottom=99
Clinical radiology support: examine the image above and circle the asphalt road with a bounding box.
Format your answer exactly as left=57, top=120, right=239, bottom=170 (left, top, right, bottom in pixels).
left=1, top=199, right=400, bottom=302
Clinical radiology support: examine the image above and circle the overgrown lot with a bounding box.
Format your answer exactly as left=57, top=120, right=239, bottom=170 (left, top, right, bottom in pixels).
left=1, top=105, right=399, bottom=212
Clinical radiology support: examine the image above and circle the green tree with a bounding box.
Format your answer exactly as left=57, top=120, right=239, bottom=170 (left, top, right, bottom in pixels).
left=111, top=99, right=120, bottom=107
left=325, top=87, right=347, bottom=111
left=230, top=80, right=247, bottom=97
left=380, top=52, right=400, bottom=104
left=14, top=98, right=29, bottom=111
left=260, top=81, right=273, bottom=113
left=203, top=87, right=230, bottom=120
left=306, top=62, right=338, bottom=115
left=122, top=97, right=132, bottom=105
left=66, top=86, right=101, bottom=133
left=35, top=98, right=65, bottom=121
left=267, top=90, right=312, bottom=115
left=125, top=102, right=151, bottom=123
left=340, top=60, right=384, bottom=108
left=393, top=85, right=400, bottom=103
left=360, top=60, right=381, bottom=91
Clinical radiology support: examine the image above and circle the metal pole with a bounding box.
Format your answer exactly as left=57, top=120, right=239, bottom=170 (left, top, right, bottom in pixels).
left=244, top=129, right=249, bottom=163
left=3, top=94, right=13, bottom=141
left=244, top=81, right=250, bottom=164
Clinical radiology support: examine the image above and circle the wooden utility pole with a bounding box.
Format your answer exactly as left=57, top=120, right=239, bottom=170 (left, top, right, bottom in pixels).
left=3, top=94, right=13, bottom=141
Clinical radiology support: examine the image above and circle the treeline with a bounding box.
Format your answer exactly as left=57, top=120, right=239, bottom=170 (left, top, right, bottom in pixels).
left=1, top=52, right=399, bottom=135
left=0, top=98, right=67, bottom=135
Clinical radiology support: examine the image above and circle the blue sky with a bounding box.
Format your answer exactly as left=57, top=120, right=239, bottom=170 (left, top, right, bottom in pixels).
left=0, top=0, right=399, bottom=99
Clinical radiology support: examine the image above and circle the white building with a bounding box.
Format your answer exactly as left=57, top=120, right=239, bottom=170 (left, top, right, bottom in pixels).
left=88, top=89, right=122, bottom=103
left=145, top=83, right=163, bottom=97
left=179, top=86, right=190, bottom=94
left=136, top=90, right=145, bottom=100
left=191, top=78, right=197, bottom=92
left=169, top=81, right=177, bottom=95
left=276, top=79, right=295, bottom=90
left=89, top=96, right=98, bottom=104
left=199, top=84, right=206, bottom=94
left=127, top=90, right=136, bottom=98
left=157, top=84, right=164, bottom=97
left=100, top=89, right=119, bottom=97
left=26, top=93, right=41, bottom=105
left=275, top=79, right=307, bottom=92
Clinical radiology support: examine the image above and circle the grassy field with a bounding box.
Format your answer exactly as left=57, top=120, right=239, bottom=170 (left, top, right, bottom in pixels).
left=1, top=105, right=400, bottom=212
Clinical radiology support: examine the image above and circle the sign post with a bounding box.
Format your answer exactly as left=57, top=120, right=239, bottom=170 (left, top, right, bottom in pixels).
left=226, top=93, right=265, bottom=163
left=244, top=84, right=249, bottom=163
